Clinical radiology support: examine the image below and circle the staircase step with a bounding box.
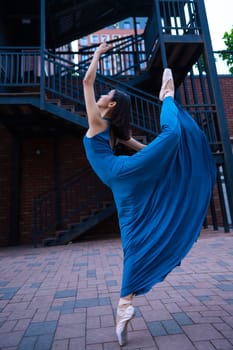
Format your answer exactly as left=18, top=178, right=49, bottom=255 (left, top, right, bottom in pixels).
left=45, top=98, right=61, bottom=106
left=58, top=203, right=116, bottom=245
left=67, top=222, right=80, bottom=229
left=56, top=230, right=69, bottom=237
left=43, top=237, right=59, bottom=246
left=61, top=104, right=75, bottom=113
left=80, top=216, right=90, bottom=223
left=43, top=229, right=69, bottom=246
left=92, top=209, right=101, bottom=215
left=76, top=111, right=87, bottom=116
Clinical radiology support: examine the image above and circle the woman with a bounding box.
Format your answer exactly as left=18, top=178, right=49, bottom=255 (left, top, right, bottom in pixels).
left=83, top=42, right=216, bottom=346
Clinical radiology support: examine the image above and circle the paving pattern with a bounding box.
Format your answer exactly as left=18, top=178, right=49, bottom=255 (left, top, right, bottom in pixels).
left=0, top=229, right=233, bottom=349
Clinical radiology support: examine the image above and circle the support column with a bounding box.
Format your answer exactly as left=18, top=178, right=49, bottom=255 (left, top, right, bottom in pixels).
left=154, top=0, right=168, bottom=68
left=198, top=0, right=233, bottom=225
left=40, top=0, right=46, bottom=109
left=54, top=137, right=61, bottom=230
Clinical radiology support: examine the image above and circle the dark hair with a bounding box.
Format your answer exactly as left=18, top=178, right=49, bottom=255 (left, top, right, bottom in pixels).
left=110, top=89, right=131, bottom=141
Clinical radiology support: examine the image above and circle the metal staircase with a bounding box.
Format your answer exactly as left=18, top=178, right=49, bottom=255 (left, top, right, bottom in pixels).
left=33, top=167, right=116, bottom=247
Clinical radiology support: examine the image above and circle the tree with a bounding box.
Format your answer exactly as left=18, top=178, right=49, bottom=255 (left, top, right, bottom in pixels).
left=219, top=27, right=233, bottom=74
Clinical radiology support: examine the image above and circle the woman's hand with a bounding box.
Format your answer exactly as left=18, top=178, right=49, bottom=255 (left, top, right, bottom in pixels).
left=83, top=42, right=111, bottom=85
left=94, top=42, right=112, bottom=57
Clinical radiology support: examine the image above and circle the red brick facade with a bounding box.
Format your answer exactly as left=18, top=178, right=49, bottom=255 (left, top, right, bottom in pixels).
left=0, top=77, right=232, bottom=246
left=218, top=77, right=233, bottom=141
left=20, top=136, right=91, bottom=245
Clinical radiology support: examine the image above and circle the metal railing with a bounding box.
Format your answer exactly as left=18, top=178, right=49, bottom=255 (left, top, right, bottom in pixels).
left=158, top=0, right=201, bottom=36
left=0, top=44, right=227, bottom=141
left=0, top=47, right=40, bottom=86
left=44, top=50, right=84, bottom=105
left=77, top=34, right=147, bottom=77
left=0, top=46, right=232, bottom=100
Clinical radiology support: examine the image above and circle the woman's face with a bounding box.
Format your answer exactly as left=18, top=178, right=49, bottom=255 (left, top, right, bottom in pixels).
left=97, top=89, right=115, bottom=107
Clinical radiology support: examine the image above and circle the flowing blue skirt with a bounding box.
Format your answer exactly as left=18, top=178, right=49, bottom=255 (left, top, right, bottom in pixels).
left=83, top=97, right=216, bottom=297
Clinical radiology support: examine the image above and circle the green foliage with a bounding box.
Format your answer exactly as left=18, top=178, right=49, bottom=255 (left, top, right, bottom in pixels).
left=219, top=27, right=233, bottom=74
left=197, top=54, right=206, bottom=72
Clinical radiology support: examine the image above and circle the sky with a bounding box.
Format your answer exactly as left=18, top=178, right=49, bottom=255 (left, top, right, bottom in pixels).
left=204, top=0, right=232, bottom=50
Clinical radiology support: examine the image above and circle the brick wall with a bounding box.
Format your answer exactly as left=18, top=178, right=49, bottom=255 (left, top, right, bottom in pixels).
left=218, top=76, right=233, bottom=142
left=0, top=125, right=12, bottom=246
left=20, top=138, right=56, bottom=244
left=19, top=136, right=91, bottom=245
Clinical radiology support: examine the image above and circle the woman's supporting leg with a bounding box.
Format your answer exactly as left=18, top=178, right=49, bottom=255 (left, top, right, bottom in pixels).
left=118, top=293, right=134, bottom=308
left=116, top=294, right=135, bottom=346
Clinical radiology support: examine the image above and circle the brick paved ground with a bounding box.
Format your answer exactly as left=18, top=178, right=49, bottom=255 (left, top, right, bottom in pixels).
left=0, top=229, right=233, bottom=350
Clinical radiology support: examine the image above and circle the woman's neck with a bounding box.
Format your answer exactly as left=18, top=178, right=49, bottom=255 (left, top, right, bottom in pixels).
left=100, top=107, right=111, bottom=119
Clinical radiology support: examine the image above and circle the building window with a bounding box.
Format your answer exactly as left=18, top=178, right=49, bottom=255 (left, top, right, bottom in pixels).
left=80, top=37, right=88, bottom=46
left=124, top=21, right=131, bottom=29
left=101, top=34, right=110, bottom=42
left=91, top=35, right=99, bottom=43
left=112, top=34, right=120, bottom=40
left=80, top=54, right=89, bottom=63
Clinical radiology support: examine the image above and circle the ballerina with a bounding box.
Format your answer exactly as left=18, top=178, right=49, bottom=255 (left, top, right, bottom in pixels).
left=83, top=42, right=216, bottom=346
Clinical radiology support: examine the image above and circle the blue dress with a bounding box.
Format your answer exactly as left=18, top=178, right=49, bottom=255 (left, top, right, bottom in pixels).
left=83, top=97, right=216, bottom=297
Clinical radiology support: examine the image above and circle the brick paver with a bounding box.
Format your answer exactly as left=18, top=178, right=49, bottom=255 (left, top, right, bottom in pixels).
left=0, top=229, right=233, bottom=349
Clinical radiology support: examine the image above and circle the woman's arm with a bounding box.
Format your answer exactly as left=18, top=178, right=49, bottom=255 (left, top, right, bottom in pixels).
left=119, top=137, right=146, bottom=151
left=83, top=43, right=111, bottom=134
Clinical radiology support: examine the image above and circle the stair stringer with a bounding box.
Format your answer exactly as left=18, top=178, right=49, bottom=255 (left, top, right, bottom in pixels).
left=31, top=98, right=88, bottom=128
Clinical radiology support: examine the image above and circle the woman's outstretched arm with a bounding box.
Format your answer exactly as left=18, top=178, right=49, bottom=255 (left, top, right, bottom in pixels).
left=83, top=42, right=111, bottom=134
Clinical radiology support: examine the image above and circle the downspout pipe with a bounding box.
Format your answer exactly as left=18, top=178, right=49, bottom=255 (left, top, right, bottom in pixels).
left=40, top=0, right=45, bottom=109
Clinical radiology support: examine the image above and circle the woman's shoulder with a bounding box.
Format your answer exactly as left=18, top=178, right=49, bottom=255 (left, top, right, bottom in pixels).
left=85, top=118, right=110, bottom=138
left=85, top=125, right=110, bottom=140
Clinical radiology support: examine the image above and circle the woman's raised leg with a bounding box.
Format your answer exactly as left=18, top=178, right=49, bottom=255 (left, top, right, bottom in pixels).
left=159, top=69, right=180, bottom=132
left=159, top=68, right=175, bottom=101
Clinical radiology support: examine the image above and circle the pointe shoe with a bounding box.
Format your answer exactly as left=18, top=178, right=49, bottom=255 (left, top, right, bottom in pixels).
left=116, top=305, right=135, bottom=346
left=159, top=68, right=175, bottom=101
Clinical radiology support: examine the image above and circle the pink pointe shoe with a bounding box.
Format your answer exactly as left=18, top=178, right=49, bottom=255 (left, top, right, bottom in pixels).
left=159, top=68, right=175, bottom=101
left=116, top=304, right=135, bottom=346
